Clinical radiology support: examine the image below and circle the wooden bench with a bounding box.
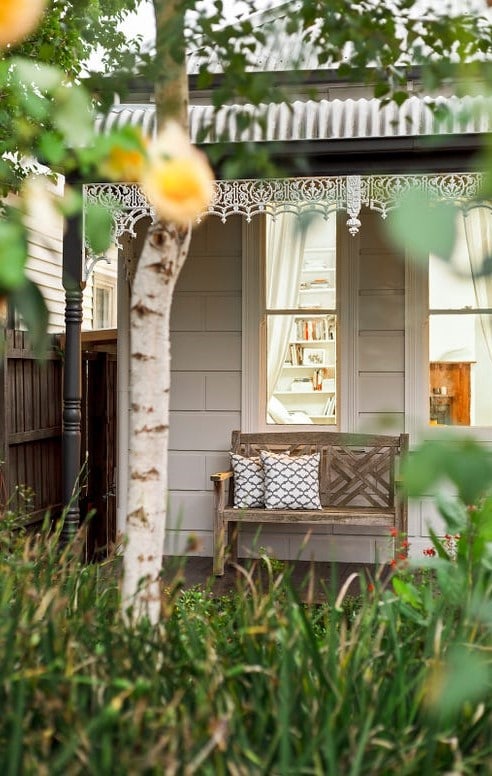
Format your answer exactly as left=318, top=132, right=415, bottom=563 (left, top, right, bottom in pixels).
left=211, top=430, right=409, bottom=576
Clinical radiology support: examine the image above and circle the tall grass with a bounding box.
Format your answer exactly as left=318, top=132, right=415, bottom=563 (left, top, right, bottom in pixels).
left=0, top=489, right=491, bottom=773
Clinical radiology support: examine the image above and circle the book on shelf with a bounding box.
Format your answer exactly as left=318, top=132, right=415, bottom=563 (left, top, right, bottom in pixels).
left=323, top=395, right=336, bottom=416
left=288, top=343, right=304, bottom=365
left=294, top=317, right=329, bottom=342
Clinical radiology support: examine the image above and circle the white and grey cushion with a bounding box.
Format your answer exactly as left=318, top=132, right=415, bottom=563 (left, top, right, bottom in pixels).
left=231, top=453, right=265, bottom=508
left=260, top=450, right=322, bottom=510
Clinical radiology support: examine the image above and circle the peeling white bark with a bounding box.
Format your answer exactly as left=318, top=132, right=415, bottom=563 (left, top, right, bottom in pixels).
left=121, top=221, right=191, bottom=622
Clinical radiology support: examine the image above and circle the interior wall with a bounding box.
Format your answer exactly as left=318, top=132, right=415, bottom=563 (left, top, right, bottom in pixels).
left=166, top=216, right=242, bottom=557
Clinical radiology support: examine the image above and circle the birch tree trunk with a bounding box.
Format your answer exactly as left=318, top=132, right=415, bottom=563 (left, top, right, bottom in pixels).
left=121, top=0, right=190, bottom=621
left=121, top=221, right=191, bottom=620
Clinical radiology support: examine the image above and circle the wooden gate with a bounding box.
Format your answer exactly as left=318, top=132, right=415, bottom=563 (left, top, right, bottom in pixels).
left=81, top=331, right=118, bottom=558
left=0, top=329, right=63, bottom=523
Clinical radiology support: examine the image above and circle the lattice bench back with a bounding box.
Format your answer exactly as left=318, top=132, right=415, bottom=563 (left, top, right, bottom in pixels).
left=230, top=430, right=409, bottom=510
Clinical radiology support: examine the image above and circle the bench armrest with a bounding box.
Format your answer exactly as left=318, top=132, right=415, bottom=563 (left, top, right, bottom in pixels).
left=210, top=470, right=234, bottom=483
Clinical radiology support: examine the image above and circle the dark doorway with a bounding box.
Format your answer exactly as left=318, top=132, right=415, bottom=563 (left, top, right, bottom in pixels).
left=81, top=331, right=117, bottom=559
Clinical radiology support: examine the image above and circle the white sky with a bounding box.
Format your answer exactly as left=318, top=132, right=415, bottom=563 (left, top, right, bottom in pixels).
left=87, top=0, right=490, bottom=70
left=118, top=0, right=279, bottom=46
left=120, top=0, right=492, bottom=42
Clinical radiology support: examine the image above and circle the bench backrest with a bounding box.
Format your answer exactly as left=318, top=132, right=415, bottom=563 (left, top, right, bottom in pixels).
left=230, top=430, right=409, bottom=509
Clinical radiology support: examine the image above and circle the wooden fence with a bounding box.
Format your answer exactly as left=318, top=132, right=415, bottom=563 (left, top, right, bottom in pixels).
left=0, top=329, right=63, bottom=523
left=0, top=328, right=118, bottom=556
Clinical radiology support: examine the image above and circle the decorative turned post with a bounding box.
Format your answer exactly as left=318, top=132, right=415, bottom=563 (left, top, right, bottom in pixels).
left=61, top=206, right=83, bottom=543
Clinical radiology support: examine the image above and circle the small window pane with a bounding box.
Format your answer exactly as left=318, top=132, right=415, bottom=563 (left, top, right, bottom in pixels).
left=267, top=314, right=336, bottom=425
left=94, top=286, right=112, bottom=329
left=266, top=212, right=336, bottom=311
left=429, top=253, right=475, bottom=310
left=429, top=314, right=492, bottom=426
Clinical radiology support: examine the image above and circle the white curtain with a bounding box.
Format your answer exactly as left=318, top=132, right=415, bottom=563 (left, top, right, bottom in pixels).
left=462, top=206, right=492, bottom=364
left=266, top=213, right=306, bottom=397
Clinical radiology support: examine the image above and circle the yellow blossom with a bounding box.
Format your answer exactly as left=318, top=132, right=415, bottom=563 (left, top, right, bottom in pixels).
left=101, top=135, right=148, bottom=183
left=140, top=121, right=214, bottom=226
left=0, top=0, right=47, bottom=48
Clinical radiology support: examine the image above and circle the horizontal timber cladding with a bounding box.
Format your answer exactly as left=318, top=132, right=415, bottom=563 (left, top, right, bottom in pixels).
left=0, top=330, right=63, bottom=523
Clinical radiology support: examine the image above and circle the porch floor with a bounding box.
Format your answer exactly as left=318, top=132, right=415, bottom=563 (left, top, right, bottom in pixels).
left=160, top=556, right=391, bottom=602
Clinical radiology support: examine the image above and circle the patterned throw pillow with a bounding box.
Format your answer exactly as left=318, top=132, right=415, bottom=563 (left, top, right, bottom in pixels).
left=231, top=453, right=265, bottom=508
left=260, top=451, right=322, bottom=510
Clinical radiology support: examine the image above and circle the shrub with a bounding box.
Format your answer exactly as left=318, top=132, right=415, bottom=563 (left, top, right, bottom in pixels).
left=0, top=474, right=491, bottom=773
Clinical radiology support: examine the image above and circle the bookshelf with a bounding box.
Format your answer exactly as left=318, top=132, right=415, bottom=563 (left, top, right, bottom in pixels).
left=272, top=313, right=337, bottom=424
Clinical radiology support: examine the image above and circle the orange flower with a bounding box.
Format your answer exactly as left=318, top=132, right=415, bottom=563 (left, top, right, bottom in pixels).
left=141, top=121, right=214, bottom=226
left=0, top=0, right=47, bottom=48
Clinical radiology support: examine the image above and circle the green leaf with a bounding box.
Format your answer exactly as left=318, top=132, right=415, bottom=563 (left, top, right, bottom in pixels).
left=38, top=132, right=66, bottom=165
left=392, top=576, right=422, bottom=609
left=11, top=58, right=63, bottom=92
left=0, top=222, right=27, bottom=291
left=59, top=187, right=83, bottom=218
left=401, top=443, right=444, bottom=497
left=85, top=204, right=113, bottom=255
left=476, top=498, right=492, bottom=542
left=374, top=81, right=390, bottom=98
left=428, top=646, right=490, bottom=721
left=428, top=526, right=451, bottom=561
left=9, top=279, right=49, bottom=357
left=435, top=492, right=468, bottom=533
left=386, top=189, right=457, bottom=262
left=53, top=85, right=94, bottom=147
left=393, top=90, right=410, bottom=106
left=443, top=440, right=492, bottom=506
left=402, top=439, right=492, bottom=505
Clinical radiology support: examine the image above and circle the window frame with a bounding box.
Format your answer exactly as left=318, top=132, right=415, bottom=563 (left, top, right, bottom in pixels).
left=405, top=248, right=492, bottom=441
left=242, top=213, right=359, bottom=432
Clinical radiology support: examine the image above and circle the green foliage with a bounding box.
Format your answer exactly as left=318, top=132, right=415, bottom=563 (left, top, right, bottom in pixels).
left=391, top=437, right=492, bottom=735
left=403, top=437, right=492, bottom=506
left=0, top=218, right=27, bottom=290
left=85, top=203, right=115, bottom=254
left=0, top=509, right=491, bottom=773
left=386, top=189, right=457, bottom=263
left=0, top=1, right=143, bottom=345
left=3, top=0, right=492, bottom=345
left=9, top=279, right=50, bottom=355
left=10, top=0, right=143, bottom=82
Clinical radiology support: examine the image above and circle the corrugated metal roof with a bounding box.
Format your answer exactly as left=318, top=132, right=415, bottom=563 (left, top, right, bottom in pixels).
left=95, top=94, right=492, bottom=144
